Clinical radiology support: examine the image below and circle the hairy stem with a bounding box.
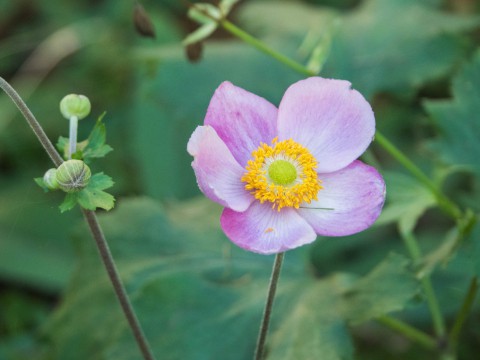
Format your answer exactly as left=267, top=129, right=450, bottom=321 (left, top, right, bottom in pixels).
left=68, top=115, right=78, bottom=159
left=255, top=252, right=285, bottom=360
left=83, top=210, right=156, bottom=360
left=0, top=76, right=156, bottom=360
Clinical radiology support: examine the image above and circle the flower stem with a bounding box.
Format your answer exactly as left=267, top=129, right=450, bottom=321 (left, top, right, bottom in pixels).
left=254, top=252, right=285, bottom=360
left=220, top=20, right=315, bottom=77
left=374, top=131, right=461, bottom=220
left=376, top=315, right=437, bottom=350
left=449, top=276, right=478, bottom=349
left=0, top=76, right=156, bottom=360
left=402, top=231, right=446, bottom=338
left=68, top=115, right=78, bottom=159
left=82, top=210, right=156, bottom=360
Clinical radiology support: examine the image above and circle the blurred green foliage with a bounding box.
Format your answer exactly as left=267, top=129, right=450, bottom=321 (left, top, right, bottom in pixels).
left=1, top=0, right=480, bottom=359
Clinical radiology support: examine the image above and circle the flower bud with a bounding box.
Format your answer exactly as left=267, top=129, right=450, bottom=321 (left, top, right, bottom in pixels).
left=56, top=160, right=91, bottom=193
left=186, top=42, right=203, bottom=63
left=133, top=2, right=156, bottom=38
left=60, top=94, right=91, bottom=120
left=43, top=168, right=59, bottom=190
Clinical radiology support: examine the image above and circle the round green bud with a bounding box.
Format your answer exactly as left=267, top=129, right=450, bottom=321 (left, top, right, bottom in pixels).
left=60, top=94, right=91, bottom=120
left=43, top=168, right=59, bottom=190
left=56, top=160, right=91, bottom=193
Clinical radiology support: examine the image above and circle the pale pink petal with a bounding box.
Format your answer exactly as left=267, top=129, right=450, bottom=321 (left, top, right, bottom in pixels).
left=298, top=161, right=385, bottom=236
left=220, top=202, right=317, bottom=255
left=277, top=77, right=375, bottom=173
left=204, top=81, right=277, bottom=167
left=187, top=126, right=253, bottom=212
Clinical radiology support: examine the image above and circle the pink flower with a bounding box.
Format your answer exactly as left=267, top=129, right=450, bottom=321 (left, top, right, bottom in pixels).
left=187, top=77, right=386, bottom=255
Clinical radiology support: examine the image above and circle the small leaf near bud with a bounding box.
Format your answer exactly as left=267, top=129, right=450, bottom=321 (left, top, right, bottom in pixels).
left=133, top=2, right=156, bottom=38
left=186, top=42, right=203, bottom=63
left=43, top=168, right=59, bottom=190
left=60, top=94, right=91, bottom=120
left=56, top=160, right=92, bottom=193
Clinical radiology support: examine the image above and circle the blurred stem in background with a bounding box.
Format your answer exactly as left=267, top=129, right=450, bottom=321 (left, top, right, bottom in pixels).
left=0, top=77, right=157, bottom=360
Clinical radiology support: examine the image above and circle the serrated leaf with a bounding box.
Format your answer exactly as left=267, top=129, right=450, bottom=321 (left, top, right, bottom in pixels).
left=76, top=173, right=115, bottom=211
left=341, top=253, right=418, bottom=325
left=56, top=115, right=112, bottom=161
left=267, top=279, right=354, bottom=360
left=77, top=188, right=115, bottom=211
left=59, top=193, right=78, bottom=213
left=239, top=0, right=480, bottom=98
left=425, top=50, right=480, bottom=174
left=82, top=114, right=113, bottom=161
left=58, top=173, right=115, bottom=212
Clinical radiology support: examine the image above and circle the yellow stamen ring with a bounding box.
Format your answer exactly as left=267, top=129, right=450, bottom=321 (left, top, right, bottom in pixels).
left=241, top=138, right=322, bottom=211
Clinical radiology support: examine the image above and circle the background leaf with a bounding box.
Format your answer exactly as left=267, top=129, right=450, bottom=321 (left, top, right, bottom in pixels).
left=425, top=50, right=480, bottom=175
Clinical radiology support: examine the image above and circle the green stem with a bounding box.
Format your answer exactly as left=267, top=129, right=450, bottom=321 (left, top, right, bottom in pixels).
left=449, top=276, right=478, bottom=349
left=220, top=20, right=315, bottom=77
left=254, top=252, right=285, bottom=360
left=402, top=231, right=446, bottom=338
left=0, top=77, right=156, bottom=360
left=374, top=132, right=461, bottom=220
left=83, top=210, right=156, bottom=360
left=376, top=315, right=437, bottom=350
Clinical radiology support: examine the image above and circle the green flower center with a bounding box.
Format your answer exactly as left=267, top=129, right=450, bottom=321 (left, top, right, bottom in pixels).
left=268, top=159, right=297, bottom=185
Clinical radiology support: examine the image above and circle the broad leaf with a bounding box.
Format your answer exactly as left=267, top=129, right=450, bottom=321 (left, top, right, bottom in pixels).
left=239, top=0, right=480, bottom=98
left=341, top=253, right=418, bottom=325
left=425, top=50, right=480, bottom=175
left=376, top=172, right=436, bottom=234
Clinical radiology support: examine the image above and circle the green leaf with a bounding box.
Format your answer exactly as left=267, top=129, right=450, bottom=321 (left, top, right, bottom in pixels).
left=59, top=193, right=78, bottom=213
left=82, top=114, right=113, bottom=161
left=424, top=50, right=480, bottom=175
left=341, top=253, right=418, bottom=325
left=239, top=0, right=480, bottom=99
left=59, top=173, right=115, bottom=212
left=76, top=173, right=115, bottom=211
left=376, top=172, right=436, bottom=234
left=34, top=177, right=49, bottom=192
left=267, top=279, right=354, bottom=360
left=56, top=114, right=112, bottom=162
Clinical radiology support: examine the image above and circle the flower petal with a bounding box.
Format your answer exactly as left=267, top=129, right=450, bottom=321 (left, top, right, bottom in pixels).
left=204, top=81, right=278, bottom=167
left=277, top=77, right=375, bottom=173
left=298, top=161, right=385, bottom=236
left=221, top=202, right=317, bottom=255
left=187, top=126, right=253, bottom=212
